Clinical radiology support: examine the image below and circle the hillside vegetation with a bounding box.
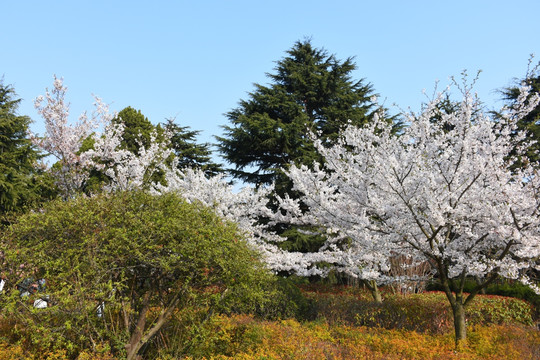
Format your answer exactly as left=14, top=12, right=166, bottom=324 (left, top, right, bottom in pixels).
left=0, top=284, right=538, bottom=359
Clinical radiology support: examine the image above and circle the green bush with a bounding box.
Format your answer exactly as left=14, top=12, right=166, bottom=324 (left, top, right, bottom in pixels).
left=307, top=290, right=534, bottom=334
left=0, top=191, right=280, bottom=360
left=219, top=276, right=315, bottom=321
left=426, top=279, right=540, bottom=319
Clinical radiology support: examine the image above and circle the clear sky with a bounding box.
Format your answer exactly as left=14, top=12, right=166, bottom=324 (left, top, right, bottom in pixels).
left=2, top=1, right=539, bottom=164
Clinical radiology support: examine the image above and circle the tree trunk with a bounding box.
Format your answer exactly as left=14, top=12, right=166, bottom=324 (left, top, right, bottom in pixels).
left=474, top=276, right=486, bottom=294
left=125, top=289, right=183, bottom=360
left=451, top=299, right=467, bottom=347
left=435, top=261, right=469, bottom=348
left=126, top=323, right=146, bottom=360
left=126, top=327, right=144, bottom=360
left=371, top=282, right=382, bottom=303
left=126, top=292, right=151, bottom=360
left=363, top=280, right=382, bottom=303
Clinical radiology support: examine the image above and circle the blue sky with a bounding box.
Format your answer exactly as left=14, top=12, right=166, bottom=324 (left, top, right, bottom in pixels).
left=2, top=1, right=539, bottom=164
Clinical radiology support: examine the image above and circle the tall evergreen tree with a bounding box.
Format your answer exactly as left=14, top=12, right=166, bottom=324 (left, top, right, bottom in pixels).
left=163, top=118, right=222, bottom=176
left=0, top=82, right=55, bottom=222
left=498, top=69, right=540, bottom=169
left=217, top=40, right=378, bottom=189
left=112, top=106, right=156, bottom=154
left=217, top=40, right=386, bottom=254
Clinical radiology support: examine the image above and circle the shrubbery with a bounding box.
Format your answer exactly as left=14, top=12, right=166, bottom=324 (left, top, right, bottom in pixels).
left=0, top=192, right=537, bottom=358
left=0, top=285, right=538, bottom=358
left=0, top=191, right=304, bottom=359
left=180, top=315, right=540, bottom=360
left=427, top=279, right=540, bottom=318
left=303, top=286, right=534, bottom=334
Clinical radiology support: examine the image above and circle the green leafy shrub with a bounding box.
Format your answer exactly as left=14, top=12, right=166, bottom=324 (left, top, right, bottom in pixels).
left=427, top=279, right=540, bottom=319
left=306, top=289, right=534, bottom=334
left=148, top=278, right=314, bottom=358
left=220, top=276, right=315, bottom=321
left=0, top=191, right=280, bottom=360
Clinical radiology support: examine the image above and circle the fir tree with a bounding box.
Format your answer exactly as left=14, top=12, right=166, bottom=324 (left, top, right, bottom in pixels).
left=498, top=67, right=540, bottom=169
left=0, top=82, right=55, bottom=222
left=163, top=118, right=222, bottom=176
left=217, top=40, right=385, bottom=254
left=217, top=39, right=378, bottom=189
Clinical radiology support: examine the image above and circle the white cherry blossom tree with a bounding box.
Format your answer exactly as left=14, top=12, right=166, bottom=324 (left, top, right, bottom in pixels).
left=154, top=167, right=331, bottom=275
left=34, top=76, right=113, bottom=198
left=80, top=121, right=172, bottom=192
left=279, top=77, right=540, bottom=344
left=34, top=76, right=175, bottom=196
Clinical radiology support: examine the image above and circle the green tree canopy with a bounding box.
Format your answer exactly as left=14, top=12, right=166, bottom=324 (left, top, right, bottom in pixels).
left=0, top=82, right=55, bottom=222
left=217, top=39, right=379, bottom=188
left=112, top=106, right=156, bottom=154
left=498, top=70, right=540, bottom=168
left=163, top=118, right=223, bottom=176
left=0, top=191, right=277, bottom=359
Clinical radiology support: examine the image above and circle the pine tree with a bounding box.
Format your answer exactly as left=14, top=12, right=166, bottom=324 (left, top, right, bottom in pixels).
left=217, top=40, right=388, bottom=255
left=163, top=118, right=223, bottom=176
left=498, top=70, right=540, bottom=168
left=217, top=40, right=378, bottom=190
left=0, top=82, right=54, bottom=221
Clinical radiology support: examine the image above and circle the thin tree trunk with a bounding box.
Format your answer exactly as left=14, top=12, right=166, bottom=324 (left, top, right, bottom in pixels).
left=363, top=280, right=382, bottom=303
left=474, top=276, right=486, bottom=294
left=436, top=259, right=468, bottom=347
left=125, top=289, right=183, bottom=360
left=126, top=291, right=151, bottom=360
left=371, top=282, right=382, bottom=303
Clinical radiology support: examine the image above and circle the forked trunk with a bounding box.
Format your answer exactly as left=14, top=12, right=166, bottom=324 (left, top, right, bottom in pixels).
left=125, top=291, right=151, bottom=360
left=437, top=266, right=470, bottom=348
left=363, top=280, right=382, bottom=303
left=125, top=289, right=183, bottom=360
left=126, top=335, right=144, bottom=360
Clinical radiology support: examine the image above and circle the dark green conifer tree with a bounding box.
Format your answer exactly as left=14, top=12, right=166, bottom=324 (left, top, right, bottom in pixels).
left=217, top=40, right=389, bottom=254
left=217, top=40, right=378, bottom=190
left=163, top=118, right=222, bottom=176
left=498, top=72, right=540, bottom=169
left=0, top=82, right=56, bottom=224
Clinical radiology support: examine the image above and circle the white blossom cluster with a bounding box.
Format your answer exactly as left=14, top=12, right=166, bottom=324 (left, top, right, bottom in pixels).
left=34, top=76, right=113, bottom=197
left=33, top=75, right=540, bottom=287
left=153, top=167, right=331, bottom=275
left=276, top=80, right=540, bottom=290
left=80, top=122, right=172, bottom=192
left=34, top=76, right=172, bottom=195
left=33, top=77, right=326, bottom=274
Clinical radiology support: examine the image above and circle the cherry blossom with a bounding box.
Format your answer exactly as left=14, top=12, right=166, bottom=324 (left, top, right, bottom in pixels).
left=153, top=167, right=332, bottom=275
left=34, top=76, right=113, bottom=197
left=278, top=77, right=540, bottom=342
left=80, top=122, right=172, bottom=192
